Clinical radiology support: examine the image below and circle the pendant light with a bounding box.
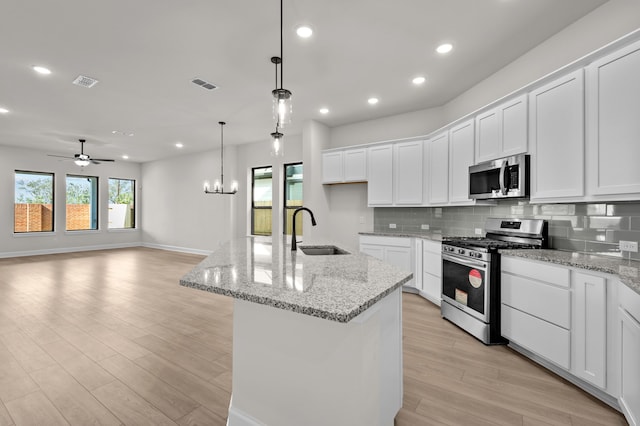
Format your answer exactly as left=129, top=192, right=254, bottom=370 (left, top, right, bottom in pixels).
left=270, top=123, right=284, bottom=157
left=204, top=121, right=238, bottom=195
left=271, top=0, right=292, bottom=127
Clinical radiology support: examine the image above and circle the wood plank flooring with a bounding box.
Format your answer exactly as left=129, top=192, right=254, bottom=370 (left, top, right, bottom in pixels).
left=0, top=247, right=627, bottom=425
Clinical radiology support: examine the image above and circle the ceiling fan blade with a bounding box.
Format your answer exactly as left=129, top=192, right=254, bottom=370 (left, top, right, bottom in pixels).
left=47, top=154, right=74, bottom=159
left=91, top=158, right=115, bottom=163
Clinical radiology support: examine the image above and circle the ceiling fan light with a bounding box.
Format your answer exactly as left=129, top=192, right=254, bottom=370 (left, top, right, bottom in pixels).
left=74, top=158, right=90, bottom=167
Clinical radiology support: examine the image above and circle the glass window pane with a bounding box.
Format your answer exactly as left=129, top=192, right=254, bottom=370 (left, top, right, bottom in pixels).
left=108, top=178, right=135, bottom=229
left=252, top=166, right=272, bottom=236
left=66, top=175, right=98, bottom=231
left=14, top=171, right=54, bottom=233
left=284, top=163, right=303, bottom=236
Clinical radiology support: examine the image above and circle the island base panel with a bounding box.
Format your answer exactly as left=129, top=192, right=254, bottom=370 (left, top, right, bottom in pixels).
left=227, top=288, right=403, bottom=426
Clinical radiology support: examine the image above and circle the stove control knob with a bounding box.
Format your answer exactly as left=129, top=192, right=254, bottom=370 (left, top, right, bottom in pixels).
left=458, top=248, right=465, bottom=255
left=471, top=252, right=481, bottom=258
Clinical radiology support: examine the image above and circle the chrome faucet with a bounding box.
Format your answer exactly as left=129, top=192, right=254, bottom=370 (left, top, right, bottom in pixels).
left=291, top=207, right=317, bottom=251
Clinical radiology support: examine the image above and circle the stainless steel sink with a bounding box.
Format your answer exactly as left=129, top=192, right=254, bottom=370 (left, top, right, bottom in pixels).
left=299, top=245, right=350, bottom=256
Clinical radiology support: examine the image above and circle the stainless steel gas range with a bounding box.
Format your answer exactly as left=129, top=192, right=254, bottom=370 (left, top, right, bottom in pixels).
left=441, top=218, right=548, bottom=345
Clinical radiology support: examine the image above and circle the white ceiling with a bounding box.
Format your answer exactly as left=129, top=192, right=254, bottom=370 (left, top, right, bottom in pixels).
left=0, top=0, right=608, bottom=163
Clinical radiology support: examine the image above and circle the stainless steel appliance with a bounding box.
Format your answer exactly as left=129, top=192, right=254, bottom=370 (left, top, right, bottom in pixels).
left=441, top=218, right=548, bottom=344
left=469, top=154, right=529, bottom=199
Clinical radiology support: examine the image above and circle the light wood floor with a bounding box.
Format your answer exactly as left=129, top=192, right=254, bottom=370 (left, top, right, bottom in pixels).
left=0, top=247, right=627, bottom=426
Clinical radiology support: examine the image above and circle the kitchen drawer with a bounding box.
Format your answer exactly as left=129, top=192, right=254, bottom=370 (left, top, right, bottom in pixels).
left=423, top=251, right=442, bottom=277
left=422, top=240, right=441, bottom=254
left=502, top=272, right=571, bottom=329
left=502, top=304, right=570, bottom=369
left=501, top=256, right=570, bottom=288
left=359, top=235, right=411, bottom=248
left=620, top=282, right=640, bottom=323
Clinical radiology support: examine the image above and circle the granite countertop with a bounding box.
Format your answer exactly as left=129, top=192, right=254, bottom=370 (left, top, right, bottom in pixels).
left=500, top=249, right=640, bottom=295
left=359, top=231, right=445, bottom=242
left=180, top=236, right=412, bottom=323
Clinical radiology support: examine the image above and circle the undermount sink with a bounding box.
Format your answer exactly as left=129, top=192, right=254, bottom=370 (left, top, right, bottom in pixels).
left=299, top=245, right=350, bottom=256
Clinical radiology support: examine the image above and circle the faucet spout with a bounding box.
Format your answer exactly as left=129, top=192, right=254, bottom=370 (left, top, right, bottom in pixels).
left=291, top=207, right=317, bottom=251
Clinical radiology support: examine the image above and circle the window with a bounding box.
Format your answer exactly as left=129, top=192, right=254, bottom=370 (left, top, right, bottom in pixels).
left=283, top=163, right=303, bottom=235
left=108, top=178, right=135, bottom=229
left=14, top=171, right=54, bottom=233
left=66, top=175, right=98, bottom=231
left=251, top=166, right=272, bottom=236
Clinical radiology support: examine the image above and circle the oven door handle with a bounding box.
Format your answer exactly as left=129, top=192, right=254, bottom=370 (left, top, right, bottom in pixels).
left=442, top=253, right=487, bottom=269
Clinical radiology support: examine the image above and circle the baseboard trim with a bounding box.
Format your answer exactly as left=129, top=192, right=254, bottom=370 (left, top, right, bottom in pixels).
left=0, top=242, right=142, bottom=259
left=141, top=242, right=213, bottom=256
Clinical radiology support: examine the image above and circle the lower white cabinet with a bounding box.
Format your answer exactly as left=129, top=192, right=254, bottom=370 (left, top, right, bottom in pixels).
left=359, top=235, right=414, bottom=288
left=421, top=239, right=442, bottom=305
left=619, top=283, right=640, bottom=426
left=572, top=272, right=607, bottom=389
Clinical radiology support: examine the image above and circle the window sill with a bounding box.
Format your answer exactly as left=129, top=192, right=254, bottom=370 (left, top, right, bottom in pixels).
left=64, top=230, right=101, bottom=236
left=107, top=228, right=138, bottom=233
left=13, top=231, right=56, bottom=238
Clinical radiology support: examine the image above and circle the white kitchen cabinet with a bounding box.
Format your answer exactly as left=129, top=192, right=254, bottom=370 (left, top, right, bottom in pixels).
left=572, top=271, right=607, bottom=389
left=426, top=132, right=449, bottom=204
left=501, top=256, right=571, bottom=369
left=619, top=283, right=640, bottom=426
left=475, top=94, right=528, bottom=163
left=421, top=239, right=442, bottom=305
left=359, top=235, right=414, bottom=288
left=530, top=69, right=584, bottom=200
left=367, top=144, right=393, bottom=206
left=322, top=148, right=367, bottom=184
left=587, top=39, right=640, bottom=197
left=322, top=151, right=343, bottom=184
left=394, top=140, right=423, bottom=205
left=343, top=148, right=367, bottom=182
left=448, top=119, right=475, bottom=203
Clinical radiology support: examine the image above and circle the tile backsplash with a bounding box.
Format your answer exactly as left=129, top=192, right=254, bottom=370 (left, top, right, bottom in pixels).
left=373, top=201, right=640, bottom=260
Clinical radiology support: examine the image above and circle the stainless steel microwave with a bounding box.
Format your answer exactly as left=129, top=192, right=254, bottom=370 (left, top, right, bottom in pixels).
left=468, top=154, right=529, bottom=199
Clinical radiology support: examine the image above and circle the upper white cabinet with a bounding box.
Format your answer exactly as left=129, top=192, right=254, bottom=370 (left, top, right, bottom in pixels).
left=426, top=132, right=449, bottom=204
left=529, top=70, right=585, bottom=200
left=587, top=39, right=640, bottom=197
left=367, top=144, right=394, bottom=206
left=448, top=119, right=475, bottom=203
left=394, top=140, right=423, bottom=205
left=475, top=94, right=528, bottom=163
left=322, top=148, right=367, bottom=184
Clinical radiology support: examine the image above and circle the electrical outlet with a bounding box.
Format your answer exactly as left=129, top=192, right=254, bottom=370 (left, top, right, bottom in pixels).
left=620, top=240, right=639, bottom=252
left=389, top=223, right=397, bottom=229
left=475, top=228, right=483, bottom=235
left=421, top=224, right=430, bottom=230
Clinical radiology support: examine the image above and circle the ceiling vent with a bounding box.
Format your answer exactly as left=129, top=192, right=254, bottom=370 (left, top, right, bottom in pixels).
left=192, top=78, right=217, bottom=90
left=72, top=75, right=99, bottom=88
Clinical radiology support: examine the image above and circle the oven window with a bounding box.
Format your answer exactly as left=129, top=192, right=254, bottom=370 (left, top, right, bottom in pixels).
left=443, top=259, right=485, bottom=314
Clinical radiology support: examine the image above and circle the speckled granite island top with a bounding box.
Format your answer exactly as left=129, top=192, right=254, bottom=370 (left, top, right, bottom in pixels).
left=180, top=236, right=412, bottom=323
left=500, top=249, right=640, bottom=295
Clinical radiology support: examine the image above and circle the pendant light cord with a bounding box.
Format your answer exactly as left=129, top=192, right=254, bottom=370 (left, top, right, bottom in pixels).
left=280, top=0, right=283, bottom=90
left=219, top=121, right=225, bottom=190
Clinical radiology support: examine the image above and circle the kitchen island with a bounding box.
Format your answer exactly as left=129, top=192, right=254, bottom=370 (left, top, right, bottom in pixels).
left=180, top=236, right=412, bottom=426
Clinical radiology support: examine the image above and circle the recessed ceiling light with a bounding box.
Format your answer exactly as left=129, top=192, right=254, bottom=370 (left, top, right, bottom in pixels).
left=122, top=155, right=129, bottom=160
left=368, top=97, right=379, bottom=105
left=32, top=65, right=52, bottom=75
left=296, top=25, right=313, bottom=38
left=319, top=108, right=329, bottom=114
left=412, top=76, right=426, bottom=85
left=175, top=142, right=184, bottom=148
left=436, top=43, right=453, bottom=54
left=0, top=107, right=9, bottom=114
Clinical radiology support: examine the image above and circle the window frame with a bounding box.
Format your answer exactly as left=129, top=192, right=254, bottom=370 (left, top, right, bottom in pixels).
left=108, top=177, right=136, bottom=230
left=13, top=170, right=55, bottom=234
left=65, top=174, right=99, bottom=232
left=283, top=162, right=303, bottom=236
left=251, top=165, right=273, bottom=236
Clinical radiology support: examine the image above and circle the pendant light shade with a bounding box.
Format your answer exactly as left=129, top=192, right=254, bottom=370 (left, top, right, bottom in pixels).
left=270, top=125, right=284, bottom=157
left=204, top=121, right=238, bottom=195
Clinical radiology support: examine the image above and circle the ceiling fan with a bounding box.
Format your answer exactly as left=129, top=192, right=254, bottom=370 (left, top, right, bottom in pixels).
left=48, top=139, right=115, bottom=167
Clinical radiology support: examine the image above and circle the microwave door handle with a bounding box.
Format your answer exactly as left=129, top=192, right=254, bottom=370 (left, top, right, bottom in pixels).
left=499, top=161, right=508, bottom=195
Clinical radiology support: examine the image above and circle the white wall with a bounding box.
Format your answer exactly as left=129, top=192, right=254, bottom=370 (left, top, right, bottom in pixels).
left=0, top=145, right=142, bottom=257
left=140, top=146, right=238, bottom=254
